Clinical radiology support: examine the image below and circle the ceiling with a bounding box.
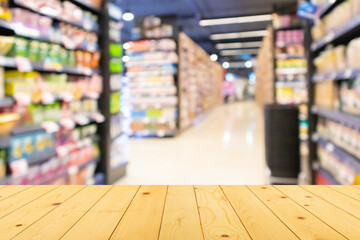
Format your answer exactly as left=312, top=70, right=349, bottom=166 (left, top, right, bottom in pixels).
left=120, top=0, right=297, bottom=63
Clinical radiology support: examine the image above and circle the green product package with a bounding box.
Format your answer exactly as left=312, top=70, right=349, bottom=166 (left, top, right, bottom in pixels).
left=68, top=51, right=77, bottom=67
left=109, top=44, right=123, bottom=57
left=110, top=92, right=120, bottom=114
left=59, top=47, right=68, bottom=66
left=15, top=38, right=29, bottom=58
left=49, top=44, right=61, bottom=63
left=109, top=58, right=123, bottom=73
left=0, top=36, right=16, bottom=57
left=38, top=42, right=50, bottom=62
left=29, top=41, right=40, bottom=62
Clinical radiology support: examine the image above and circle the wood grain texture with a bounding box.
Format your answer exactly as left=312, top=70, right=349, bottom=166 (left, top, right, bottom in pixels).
left=221, top=185, right=299, bottom=240
left=0, top=185, right=84, bottom=239
left=0, top=185, right=57, bottom=219
left=302, top=185, right=360, bottom=219
left=276, top=185, right=360, bottom=239
left=158, top=186, right=204, bottom=240
left=61, top=185, right=140, bottom=240
left=328, top=186, right=360, bottom=201
left=0, top=185, right=32, bottom=202
left=110, top=185, right=168, bottom=240
left=13, top=185, right=112, bottom=240
left=194, top=185, right=251, bottom=240
left=249, top=185, right=346, bottom=240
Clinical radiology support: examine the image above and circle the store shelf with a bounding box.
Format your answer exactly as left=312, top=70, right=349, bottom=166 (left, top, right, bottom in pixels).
left=0, top=158, right=99, bottom=185
left=313, top=134, right=360, bottom=185
left=11, top=124, right=45, bottom=136
left=275, top=54, right=305, bottom=60
left=317, top=167, right=341, bottom=185
left=0, top=19, right=98, bottom=52
left=274, top=26, right=302, bottom=31
left=69, top=0, right=101, bottom=14
left=0, top=97, right=14, bottom=108
left=313, top=134, right=360, bottom=163
left=275, top=68, right=307, bottom=75
left=311, top=106, right=360, bottom=129
left=0, top=56, right=98, bottom=76
left=318, top=0, right=342, bottom=18
left=14, top=2, right=99, bottom=34
left=27, top=151, right=58, bottom=166
left=275, top=81, right=306, bottom=88
left=313, top=69, right=360, bottom=82
left=130, top=130, right=176, bottom=138
left=311, top=16, right=360, bottom=52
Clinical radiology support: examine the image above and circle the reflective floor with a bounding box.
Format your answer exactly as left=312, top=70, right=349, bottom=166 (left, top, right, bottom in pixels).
left=116, top=101, right=266, bottom=185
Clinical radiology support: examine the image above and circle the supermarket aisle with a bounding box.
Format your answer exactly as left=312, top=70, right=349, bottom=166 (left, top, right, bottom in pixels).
left=116, top=101, right=266, bottom=185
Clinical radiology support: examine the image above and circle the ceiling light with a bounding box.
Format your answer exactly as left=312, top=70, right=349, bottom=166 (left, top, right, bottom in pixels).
left=200, top=14, right=272, bottom=26
left=220, top=49, right=258, bottom=56
left=222, top=62, right=230, bottom=69
left=123, top=11, right=134, bottom=21
left=210, top=54, right=218, bottom=61
left=245, top=60, right=253, bottom=68
left=216, top=41, right=262, bottom=50
left=210, top=30, right=268, bottom=40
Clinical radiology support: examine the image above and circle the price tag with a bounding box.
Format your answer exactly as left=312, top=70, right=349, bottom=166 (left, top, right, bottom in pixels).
left=61, top=92, right=74, bottom=102
left=311, top=133, right=319, bottom=142
left=93, top=112, right=105, bottom=123
left=326, top=143, right=335, bottom=152
left=15, top=57, right=32, bottom=72
left=311, top=106, right=318, bottom=113
left=325, top=32, right=335, bottom=42
left=42, top=121, right=60, bottom=133
left=157, top=130, right=166, bottom=137
left=42, top=92, right=55, bottom=105
left=60, top=118, right=76, bottom=130
left=68, top=166, right=79, bottom=175
left=344, top=69, right=353, bottom=79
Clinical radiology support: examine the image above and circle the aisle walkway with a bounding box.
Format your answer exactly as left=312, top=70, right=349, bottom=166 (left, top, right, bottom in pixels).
left=116, top=101, right=266, bottom=185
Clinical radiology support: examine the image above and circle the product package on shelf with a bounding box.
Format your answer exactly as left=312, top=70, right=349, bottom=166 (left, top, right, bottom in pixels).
left=311, top=0, right=360, bottom=42
left=275, top=28, right=308, bottom=105
left=124, top=29, right=179, bottom=137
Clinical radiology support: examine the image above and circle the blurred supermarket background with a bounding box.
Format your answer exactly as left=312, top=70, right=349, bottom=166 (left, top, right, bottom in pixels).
left=0, top=0, right=359, bottom=185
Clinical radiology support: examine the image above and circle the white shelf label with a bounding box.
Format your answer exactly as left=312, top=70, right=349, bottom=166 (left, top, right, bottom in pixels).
left=344, top=69, right=353, bottom=78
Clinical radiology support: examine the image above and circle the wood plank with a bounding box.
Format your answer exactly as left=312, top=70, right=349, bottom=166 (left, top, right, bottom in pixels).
left=158, top=186, right=204, bottom=240
left=328, top=185, right=360, bottom=201
left=276, top=185, right=360, bottom=239
left=194, top=185, right=251, bottom=240
left=249, top=186, right=346, bottom=240
left=221, top=185, right=298, bottom=240
left=0, top=185, right=32, bottom=202
left=110, top=185, right=168, bottom=240
left=61, top=185, right=140, bottom=240
left=0, top=185, right=57, bottom=219
left=13, top=185, right=112, bottom=240
left=0, top=185, right=7, bottom=189
left=302, top=185, right=360, bottom=219
left=0, top=185, right=85, bottom=239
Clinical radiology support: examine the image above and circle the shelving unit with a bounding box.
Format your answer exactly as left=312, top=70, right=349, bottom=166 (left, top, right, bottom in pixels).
left=178, top=33, right=223, bottom=130
left=307, top=0, right=360, bottom=185
left=0, top=0, right=126, bottom=185
left=271, top=15, right=310, bottom=184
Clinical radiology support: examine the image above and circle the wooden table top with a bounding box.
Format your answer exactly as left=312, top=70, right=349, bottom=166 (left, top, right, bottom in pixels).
left=0, top=185, right=359, bottom=239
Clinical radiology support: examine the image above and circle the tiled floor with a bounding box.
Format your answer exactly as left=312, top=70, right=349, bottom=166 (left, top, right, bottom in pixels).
left=116, top=101, right=267, bottom=185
